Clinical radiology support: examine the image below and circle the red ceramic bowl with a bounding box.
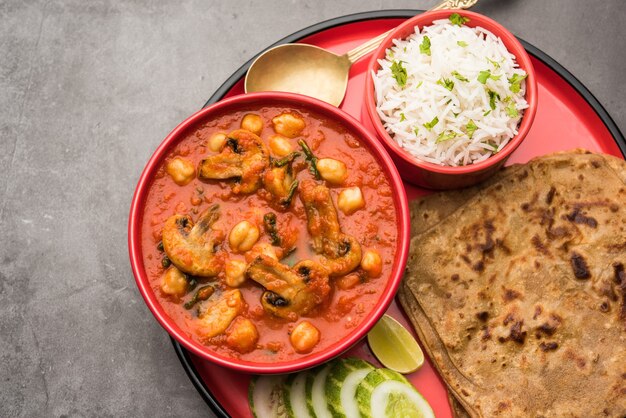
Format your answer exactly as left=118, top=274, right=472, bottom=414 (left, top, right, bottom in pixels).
left=128, top=92, right=409, bottom=374
left=365, top=10, right=538, bottom=189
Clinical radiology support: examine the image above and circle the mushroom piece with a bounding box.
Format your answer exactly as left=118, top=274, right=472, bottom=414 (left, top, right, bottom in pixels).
left=246, top=255, right=330, bottom=320
left=162, top=204, right=225, bottom=277
left=262, top=166, right=299, bottom=207
left=299, top=180, right=362, bottom=276
left=198, top=129, right=270, bottom=194
left=196, top=289, right=243, bottom=339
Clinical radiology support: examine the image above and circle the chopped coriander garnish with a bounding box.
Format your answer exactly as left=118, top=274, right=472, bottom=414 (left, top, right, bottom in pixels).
left=445, top=98, right=452, bottom=105
left=487, top=90, right=500, bottom=110
left=413, top=127, right=420, bottom=136
left=390, top=60, right=407, bottom=87
left=453, top=112, right=460, bottom=118
left=486, top=57, right=502, bottom=69
left=505, top=102, right=519, bottom=117
left=416, top=81, right=423, bottom=89
left=436, top=130, right=457, bottom=143
left=465, top=119, right=478, bottom=138
left=388, top=51, right=394, bottom=58
left=437, top=78, right=455, bottom=91
left=477, top=69, right=501, bottom=84
left=488, top=90, right=500, bottom=110
left=457, top=40, right=468, bottom=47
left=419, top=36, right=431, bottom=56
left=508, top=73, right=528, bottom=93
left=400, top=113, right=406, bottom=122
left=483, top=109, right=492, bottom=116
left=451, top=71, right=468, bottom=82
left=449, top=13, right=470, bottom=26
left=423, top=116, right=439, bottom=131
left=477, top=70, right=491, bottom=84
left=486, top=142, right=499, bottom=152
left=403, top=47, right=407, bottom=52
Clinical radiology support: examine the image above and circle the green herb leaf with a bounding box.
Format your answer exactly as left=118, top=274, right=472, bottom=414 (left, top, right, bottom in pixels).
left=505, top=102, right=519, bottom=118
left=400, top=113, right=406, bottom=122
left=272, top=151, right=300, bottom=167
left=416, top=81, right=423, bottom=89
left=449, top=13, right=470, bottom=26
left=477, top=70, right=491, bottom=84
left=390, top=60, right=407, bottom=87
left=483, top=110, right=492, bottom=116
left=488, top=90, right=500, bottom=110
left=508, top=73, right=528, bottom=93
left=486, top=142, right=499, bottom=152
left=486, top=57, right=502, bottom=69
left=279, top=180, right=299, bottom=207
left=451, top=71, right=468, bottom=82
left=184, top=285, right=214, bottom=310
left=413, top=127, right=420, bottom=136
left=437, top=78, right=455, bottom=91
left=423, top=116, right=439, bottom=131
left=465, top=119, right=478, bottom=139
left=263, top=212, right=281, bottom=245
left=419, top=36, right=431, bottom=56
left=457, top=40, right=468, bottom=47
left=436, top=130, right=457, bottom=143
left=298, top=139, right=320, bottom=179
left=477, top=70, right=501, bottom=84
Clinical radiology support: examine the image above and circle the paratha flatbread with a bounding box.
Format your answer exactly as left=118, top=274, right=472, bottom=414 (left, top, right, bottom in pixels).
left=400, top=151, right=626, bottom=417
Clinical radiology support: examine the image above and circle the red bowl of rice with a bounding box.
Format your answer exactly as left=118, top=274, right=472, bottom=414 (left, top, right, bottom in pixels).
left=365, top=10, right=537, bottom=189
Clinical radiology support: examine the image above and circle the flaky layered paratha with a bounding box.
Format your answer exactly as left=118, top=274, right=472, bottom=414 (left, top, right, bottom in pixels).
left=399, top=151, right=626, bottom=417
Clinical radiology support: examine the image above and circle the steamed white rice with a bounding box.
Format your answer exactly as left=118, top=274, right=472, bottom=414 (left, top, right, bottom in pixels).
left=373, top=17, right=528, bottom=166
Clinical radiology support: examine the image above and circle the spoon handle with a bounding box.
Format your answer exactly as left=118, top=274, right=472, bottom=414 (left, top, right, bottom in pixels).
left=343, top=0, right=477, bottom=64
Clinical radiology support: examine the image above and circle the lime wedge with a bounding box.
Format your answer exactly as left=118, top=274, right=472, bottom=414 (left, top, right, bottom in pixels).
left=367, top=314, right=424, bottom=374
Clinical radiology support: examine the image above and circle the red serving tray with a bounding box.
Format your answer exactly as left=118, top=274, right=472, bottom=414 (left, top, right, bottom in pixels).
left=172, top=11, right=625, bottom=418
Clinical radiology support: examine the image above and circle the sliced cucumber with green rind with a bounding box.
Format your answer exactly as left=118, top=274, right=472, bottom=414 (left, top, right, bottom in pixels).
left=249, top=375, right=288, bottom=418
left=284, top=371, right=312, bottom=418
left=356, top=368, right=434, bottom=418
left=325, top=358, right=376, bottom=418
left=305, top=364, right=332, bottom=418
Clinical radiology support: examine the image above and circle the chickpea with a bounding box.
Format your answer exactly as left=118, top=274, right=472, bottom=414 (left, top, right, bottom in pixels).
left=229, top=220, right=260, bottom=252
left=272, top=113, right=306, bottom=138
left=165, top=157, right=195, bottom=186
left=290, top=321, right=321, bottom=354
left=336, top=273, right=361, bottom=290
left=224, top=259, right=247, bottom=287
left=337, top=186, right=365, bottom=215
left=208, top=132, right=227, bottom=152
left=316, top=158, right=348, bottom=185
left=161, top=266, right=187, bottom=296
left=226, top=317, right=259, bottom=353
left=241, top=113, right=263, bottom=136
left=360, top=249, right=382, bottom=278
left=268, top=134, right=294, bottom=157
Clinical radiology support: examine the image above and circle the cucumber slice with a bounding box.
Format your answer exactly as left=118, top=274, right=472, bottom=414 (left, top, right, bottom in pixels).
left=325, top=358, right=376, bottom=418
left=249, top=375, right=288, bottom=418
left=356, top=369, right=434, bottom=418
left=305, top=364, right=332, bottom=418
left=284, top=371, right=312, bottom=418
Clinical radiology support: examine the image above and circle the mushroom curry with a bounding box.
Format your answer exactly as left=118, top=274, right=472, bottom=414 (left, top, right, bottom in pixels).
left=141, top=105, right=398, bottom=362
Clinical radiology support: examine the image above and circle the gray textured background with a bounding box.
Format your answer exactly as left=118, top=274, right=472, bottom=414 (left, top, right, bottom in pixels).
left=1, top=0, right=624, bottom=417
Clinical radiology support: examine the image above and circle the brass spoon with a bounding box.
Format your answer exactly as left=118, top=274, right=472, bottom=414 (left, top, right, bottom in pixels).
left=244, top=0, right=478, bottom=106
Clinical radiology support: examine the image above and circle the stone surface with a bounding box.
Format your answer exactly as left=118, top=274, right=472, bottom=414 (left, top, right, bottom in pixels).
left=0, top=0, right=624, bottom=417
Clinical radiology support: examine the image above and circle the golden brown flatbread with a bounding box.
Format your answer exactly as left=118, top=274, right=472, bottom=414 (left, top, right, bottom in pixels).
left=399, top=150, right=626, bottom=417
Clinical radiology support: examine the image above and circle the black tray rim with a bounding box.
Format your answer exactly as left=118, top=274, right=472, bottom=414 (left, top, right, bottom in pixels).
left=172, top=9, right=626, bottom=418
